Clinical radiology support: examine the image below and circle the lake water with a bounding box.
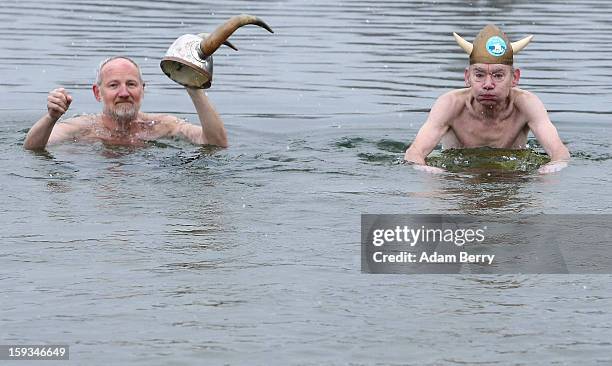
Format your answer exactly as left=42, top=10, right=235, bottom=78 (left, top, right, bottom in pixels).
left=1, top=0, right=611, bottom=364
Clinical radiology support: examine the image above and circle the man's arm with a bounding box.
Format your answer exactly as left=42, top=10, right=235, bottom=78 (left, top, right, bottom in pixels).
left=521, top=92, right=570, bottom=173
left=24, top=88, right=75, bottom=150
left=404, top=92, right=457, bottom=171
left=177, top=88, right=228, bottom=147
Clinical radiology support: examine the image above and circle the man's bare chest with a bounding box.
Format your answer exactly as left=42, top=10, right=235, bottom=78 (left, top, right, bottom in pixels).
left=79, top=120, right=172, bottom=145
left=449, top=110, right=529, bottom=148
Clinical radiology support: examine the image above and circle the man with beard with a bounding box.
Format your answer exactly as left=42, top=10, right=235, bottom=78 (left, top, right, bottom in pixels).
left=24, top=56, right=227, bottom=149
left=403, top=24, right=569, bottom=174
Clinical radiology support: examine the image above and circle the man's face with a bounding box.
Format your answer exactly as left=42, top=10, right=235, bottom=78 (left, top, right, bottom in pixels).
left=93, top=58, right=144, bottom=124
left=464, top=64, right=519, bottom=106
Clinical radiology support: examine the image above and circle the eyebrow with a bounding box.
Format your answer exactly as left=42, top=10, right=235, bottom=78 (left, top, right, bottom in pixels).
left=472, top=67, right=506, bottom=73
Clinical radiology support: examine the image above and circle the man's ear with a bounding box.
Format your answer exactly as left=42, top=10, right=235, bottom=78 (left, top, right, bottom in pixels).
left=512, top=68, right=521, bottom=87
left=464, top=67, right=471, bottom=87
left=93, top=84, right=101, bottom=102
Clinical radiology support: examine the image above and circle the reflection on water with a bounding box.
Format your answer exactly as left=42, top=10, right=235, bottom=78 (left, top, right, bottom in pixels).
left=1, top=0, right=612, bottom=365
left=437, top=172, right=538, bottom=213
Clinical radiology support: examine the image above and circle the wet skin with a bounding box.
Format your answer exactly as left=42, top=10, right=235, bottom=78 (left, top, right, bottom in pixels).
left=24, top=57, right=228, bottom=150
left=404, top=64, right=570, bottom=174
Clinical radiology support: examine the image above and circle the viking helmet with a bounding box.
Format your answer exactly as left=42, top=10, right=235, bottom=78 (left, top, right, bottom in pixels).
left=160, top=14, right=273, bottom=89
left=453, top=24, right=533, bottom=65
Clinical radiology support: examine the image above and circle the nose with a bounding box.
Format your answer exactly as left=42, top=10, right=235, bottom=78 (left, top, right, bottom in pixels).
left=482, top=74, right=495, bottom=89
left=117, top=84, right=130, bottom=97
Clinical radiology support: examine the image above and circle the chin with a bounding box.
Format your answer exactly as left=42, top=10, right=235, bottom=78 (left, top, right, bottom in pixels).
left=105, top=105, right=139, bottom=123
left=477, top=100, right=497, bottom=106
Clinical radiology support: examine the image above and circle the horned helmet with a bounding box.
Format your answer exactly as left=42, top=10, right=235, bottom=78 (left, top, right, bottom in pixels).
left=453, top=24, right=533, bottom=65
left=161, top=14, right=273, bottom=89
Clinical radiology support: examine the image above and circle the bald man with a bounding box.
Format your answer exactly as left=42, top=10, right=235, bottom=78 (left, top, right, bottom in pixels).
left=24, top=56, right=227, bottom=150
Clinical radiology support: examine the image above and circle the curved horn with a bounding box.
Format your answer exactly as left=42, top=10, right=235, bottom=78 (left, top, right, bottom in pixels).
left=198, top=33, right=239, bottom=51
left=453, top=32, right=473, bottom=55
left=511, top=35, right=533, bottom=54
left=200, top=14, right=274, bottom=57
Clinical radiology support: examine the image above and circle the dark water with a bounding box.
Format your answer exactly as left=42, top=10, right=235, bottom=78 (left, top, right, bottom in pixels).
left=1, top=0, right=612, bottom=365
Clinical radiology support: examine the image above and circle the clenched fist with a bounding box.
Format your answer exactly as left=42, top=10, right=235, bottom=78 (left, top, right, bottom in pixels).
left=47, top=88, right=73, bottom=121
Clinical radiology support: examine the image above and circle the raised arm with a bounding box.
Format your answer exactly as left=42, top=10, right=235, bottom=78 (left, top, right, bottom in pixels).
left=404, top=92, right=457, bottom=171
left=181, top=88, right=228, bottom=147
left=24, top=88, right=75, bottom=150
left=521, top=92, right=570, bottom=173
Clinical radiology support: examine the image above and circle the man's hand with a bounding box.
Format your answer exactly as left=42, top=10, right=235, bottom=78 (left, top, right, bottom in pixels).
left=24, top=88, right=74, bottom=150
left=47, top=88, right=73, bottom=121
left=538, top=160, right=568, bottom=174
left=412, top=164, right=445, bottom=174
left=405, top=160, right=445, bottom=174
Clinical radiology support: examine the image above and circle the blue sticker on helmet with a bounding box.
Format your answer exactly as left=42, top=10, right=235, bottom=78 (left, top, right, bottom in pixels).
left=486, top=36, right=507, bottom=57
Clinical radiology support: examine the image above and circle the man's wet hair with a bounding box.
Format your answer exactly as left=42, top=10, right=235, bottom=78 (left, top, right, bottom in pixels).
left=95, top=56, right=144, bottom=85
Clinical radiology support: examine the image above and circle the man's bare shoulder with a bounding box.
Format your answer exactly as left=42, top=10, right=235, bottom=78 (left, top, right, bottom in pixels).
left=55, top=114, right=97, bottom=131
left=512, top=88, right=541, bottom=103
left=436, top=88, right=469, bottom=105
left=47, top=114, right=98, bottom=144
left=431, top=88, right=470, bottom=115
left=139, top=112, right=196, bottom=138
left=511, top=88, right=547, bottom=112
left=443, top=88, right=471, bottom=98
left=140, top=112, right=189, bottom=128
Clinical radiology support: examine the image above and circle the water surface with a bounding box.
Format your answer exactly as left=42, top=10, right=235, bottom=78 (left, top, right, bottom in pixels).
left=1, top=0, right=612, bottom=365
